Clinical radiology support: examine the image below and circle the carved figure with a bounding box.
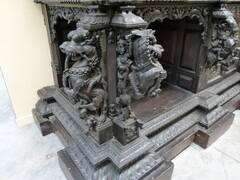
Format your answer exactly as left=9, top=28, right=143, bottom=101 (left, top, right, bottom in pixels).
left=113, top=30, right=165, bottom=144
left=116, top=93, right=134, bottom=121
left=126, top=29, right=167, bottom=99
left=60, top=27, right=106, bottom=130
left=207, top=9, right=240, bottom=70
left=116, top=38, right=132, bottom=94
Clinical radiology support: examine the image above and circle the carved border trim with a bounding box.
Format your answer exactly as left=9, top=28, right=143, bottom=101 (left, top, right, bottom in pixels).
left=134, top=5, right=211, bottom=43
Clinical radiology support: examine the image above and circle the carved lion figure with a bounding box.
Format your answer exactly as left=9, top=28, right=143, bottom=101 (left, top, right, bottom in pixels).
left=126, top=29, right=167, bottom=99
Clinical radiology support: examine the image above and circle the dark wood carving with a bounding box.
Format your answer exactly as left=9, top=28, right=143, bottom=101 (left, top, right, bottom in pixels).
left=59, top=27, right=107, bottom=132
left=207, top=6, right=240, bottom=71
left=33, top=1, right=240, bottom=180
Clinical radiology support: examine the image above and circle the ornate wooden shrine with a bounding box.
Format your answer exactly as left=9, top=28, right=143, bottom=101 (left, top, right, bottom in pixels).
left=33, top=0, right=240, bottom=179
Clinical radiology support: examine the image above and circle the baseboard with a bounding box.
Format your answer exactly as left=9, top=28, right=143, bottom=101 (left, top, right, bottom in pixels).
left=16, top=114, right=34, bottom=127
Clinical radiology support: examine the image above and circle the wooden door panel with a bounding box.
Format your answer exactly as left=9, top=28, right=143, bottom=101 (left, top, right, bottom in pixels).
left=162, top=66, right=177, bottom=84
left=177, top=29, right=202, bottom=91
left=155, top=27, right=178, bottom=65
left=178, top=74, right=194, bottom=90
left=180, top=30, right=202, bottom=71
left=148, top=17, right=205, bottom=92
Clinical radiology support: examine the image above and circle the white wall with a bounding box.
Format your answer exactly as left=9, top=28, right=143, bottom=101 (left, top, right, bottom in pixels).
left=0, top=1, right=54, bottom=126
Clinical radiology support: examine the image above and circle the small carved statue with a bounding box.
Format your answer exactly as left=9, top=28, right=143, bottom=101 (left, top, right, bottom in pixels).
left=59, top=27, right=106, bottom=130
left=116, top=37, right=132, bottom=95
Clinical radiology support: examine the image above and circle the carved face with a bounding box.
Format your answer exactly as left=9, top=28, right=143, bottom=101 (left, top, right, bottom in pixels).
left=117, top=40, right=128, bottom=55
left=60, top=41, right=85, bottom=61
left=67, top=27, right=90, bottom=42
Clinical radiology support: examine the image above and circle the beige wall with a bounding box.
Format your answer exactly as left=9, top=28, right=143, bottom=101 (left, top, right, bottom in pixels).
left=0, top=1, right=54, bottom=126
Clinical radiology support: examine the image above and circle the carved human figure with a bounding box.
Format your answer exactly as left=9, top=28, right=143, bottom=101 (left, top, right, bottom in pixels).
left=60, top=27, right=106, bottom=129
left=116, top=38, right=132, bottom=94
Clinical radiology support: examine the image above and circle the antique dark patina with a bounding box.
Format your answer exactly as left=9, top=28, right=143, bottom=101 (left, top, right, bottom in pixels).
left=33, top=1, right=240, bottom=179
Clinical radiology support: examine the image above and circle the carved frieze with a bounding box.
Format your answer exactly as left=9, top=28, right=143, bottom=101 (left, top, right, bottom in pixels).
left=134, top=5, right=210, bottom=43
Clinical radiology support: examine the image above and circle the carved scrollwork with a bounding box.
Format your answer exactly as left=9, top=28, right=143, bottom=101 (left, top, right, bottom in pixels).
left=59, top=26, right=107, bottom=131
left=134, top=6, right=210, bottom=43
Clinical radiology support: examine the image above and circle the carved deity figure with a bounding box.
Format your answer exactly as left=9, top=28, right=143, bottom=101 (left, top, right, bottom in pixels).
left=208, top=8, right=240, bottom=70
left=59, top=27, right=106, bottom=130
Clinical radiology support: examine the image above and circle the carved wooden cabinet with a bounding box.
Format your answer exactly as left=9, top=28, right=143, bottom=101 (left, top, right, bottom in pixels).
left=33, top=0, right=240, bottom=179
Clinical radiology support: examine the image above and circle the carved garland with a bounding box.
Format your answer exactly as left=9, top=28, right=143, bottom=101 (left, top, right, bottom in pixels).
left=134, top=6, right=210, bottom=43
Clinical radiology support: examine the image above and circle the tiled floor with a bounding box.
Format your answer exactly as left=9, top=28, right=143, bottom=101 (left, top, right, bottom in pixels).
left=0, top=68, right=240, bottom=180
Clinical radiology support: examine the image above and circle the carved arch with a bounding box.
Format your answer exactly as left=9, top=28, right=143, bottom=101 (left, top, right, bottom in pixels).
left=48, top=6, right=88, bottom=40
left=134, top=6, right=211, bottom=43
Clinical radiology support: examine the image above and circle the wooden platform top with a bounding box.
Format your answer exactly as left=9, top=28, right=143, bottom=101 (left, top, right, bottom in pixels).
left=132, top=83, right=194, bottom=122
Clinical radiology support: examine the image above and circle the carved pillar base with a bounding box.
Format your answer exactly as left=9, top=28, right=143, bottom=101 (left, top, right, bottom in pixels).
left=113, top=117, right=139, bottom=145
left=90, top=118, right=113, bottom=144
left=32, top=86, right=56, bottom=136
left=195, top=112, right=235, bottom=148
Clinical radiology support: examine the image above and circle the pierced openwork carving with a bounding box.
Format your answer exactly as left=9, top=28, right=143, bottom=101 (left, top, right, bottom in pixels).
left=48, top=6, right=88, bottom=40
left=59, top=27, right=107, bottom=131
left=134, top=6, right=210, bottom=43
left=207, top=7, right=240, bottom=72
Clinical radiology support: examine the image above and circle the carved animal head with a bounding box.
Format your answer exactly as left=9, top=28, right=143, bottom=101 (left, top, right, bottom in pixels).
left=116, top=38, right=128, bottom=55
left=59, top=27, right=92, bottom=61
left=127, top=29, right=164, bottom=66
